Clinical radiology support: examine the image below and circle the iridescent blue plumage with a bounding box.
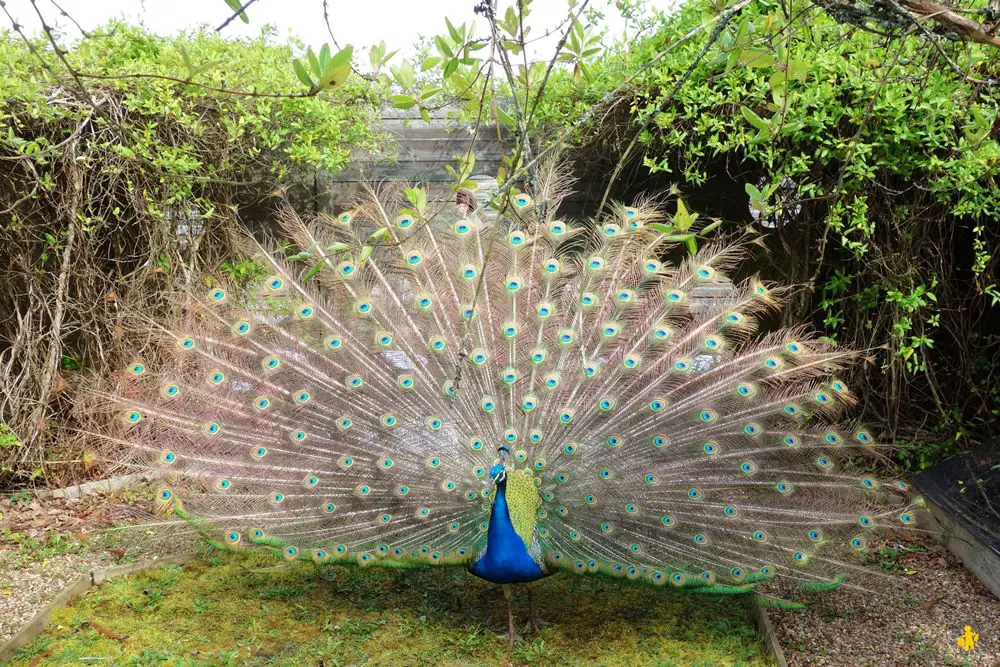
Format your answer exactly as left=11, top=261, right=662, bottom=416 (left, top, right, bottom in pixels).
left=470, top=464, right=547, bottom=584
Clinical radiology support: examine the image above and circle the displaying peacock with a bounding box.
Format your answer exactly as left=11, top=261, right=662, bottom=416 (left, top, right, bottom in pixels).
left=86, top=174, right=921, bottom=644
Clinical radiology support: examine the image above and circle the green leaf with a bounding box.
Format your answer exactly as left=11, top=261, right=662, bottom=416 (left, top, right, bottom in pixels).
left=699, top=219, right=722, bottom=236
left=420, top=86, right=443, bottom=101
left=496, top=106, right=516, bottom=128
left=788, top=59, right=810, bottom=83
left=390, top=94, right=417, bottom=110
left=367, top=228, right=391, bottom=244
left=302, top=261, right=324, bottom=283
left=405, top=187, right=427, bottom=213
left=649, top=222, right=675, bottom=233
left=321, top=64, right=350, bottom=90
left=179, top=45, right=194, bottom=75
left=674, top=198, right=694, bottom=230
left=307, top=48, right=322, bottom=77
left=502, top=6, right=518, bottom=36
left=359, top=245, right=374, bottom=264
left=435, top=35, right=454, bottom=59
left=319, top=44, right=331, bottom=72
left=292, top=60, right=313, bottom=88
left=391, top=60, right=416, bottom=88
left=325, top=242, right=350, bottom=253
left=446, top=17, right=462, bottom=43
left=329, top=45, right=353, bottom=71
left=740, top=106, right=769, bottom=132
left=419, top=107, right=431, bottom=124
left=738, top=49, right=775, bottom=68
left=223, top=0, right=250, bottom=24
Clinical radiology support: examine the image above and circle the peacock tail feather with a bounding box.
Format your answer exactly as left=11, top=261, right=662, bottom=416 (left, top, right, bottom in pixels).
left=84, top=178, right=921, bottom=595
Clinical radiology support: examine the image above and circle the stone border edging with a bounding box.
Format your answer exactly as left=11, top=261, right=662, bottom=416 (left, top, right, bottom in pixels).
left=33, top=473, right=159, bottom=500
left=920, top=496, right=1000, bottom=600
left=751, top=599, right=789, bottom=667
left=0, top=552, right=197, bottom=664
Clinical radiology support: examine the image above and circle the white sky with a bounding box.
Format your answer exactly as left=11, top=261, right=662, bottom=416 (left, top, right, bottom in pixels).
left=2, top=0, right=678, bottom=61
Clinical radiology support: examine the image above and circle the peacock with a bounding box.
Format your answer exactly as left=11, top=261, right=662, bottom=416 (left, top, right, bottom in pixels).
left=86, top=172, right=921, bottom=644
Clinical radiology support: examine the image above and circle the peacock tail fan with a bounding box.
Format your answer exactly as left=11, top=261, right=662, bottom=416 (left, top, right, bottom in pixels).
left=81, top=180, right=924, bottom=600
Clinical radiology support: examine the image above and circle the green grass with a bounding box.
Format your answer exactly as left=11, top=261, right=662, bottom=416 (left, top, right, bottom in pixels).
left=11, top=549, right=774, bottom=666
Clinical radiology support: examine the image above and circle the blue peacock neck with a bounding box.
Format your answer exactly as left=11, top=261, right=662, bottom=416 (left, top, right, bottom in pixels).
left=469, top=474, right=547, bottom=584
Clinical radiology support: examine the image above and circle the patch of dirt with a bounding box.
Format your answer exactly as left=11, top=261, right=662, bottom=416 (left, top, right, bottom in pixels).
left=0, top=488, right=171, bottom=645
left=770, top=534, right=999, bottom=666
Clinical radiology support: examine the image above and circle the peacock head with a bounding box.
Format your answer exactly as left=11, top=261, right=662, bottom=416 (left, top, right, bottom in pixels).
left=490, top=446, right=510, bottom=485
left=489, top=463, right=506, bottom=484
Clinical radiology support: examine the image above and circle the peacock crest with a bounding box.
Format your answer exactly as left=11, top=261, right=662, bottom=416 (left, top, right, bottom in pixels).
left=87, top=176, right=920, bottom=603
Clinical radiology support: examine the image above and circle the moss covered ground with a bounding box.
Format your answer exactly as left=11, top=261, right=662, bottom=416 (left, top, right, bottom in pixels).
left=10, top=548, right=773, bottom=666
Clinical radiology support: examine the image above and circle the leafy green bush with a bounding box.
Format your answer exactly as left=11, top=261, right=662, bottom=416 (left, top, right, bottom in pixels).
left=614, top=0, right=998, bottom=465
left=0, top=23, right=382, bottom=485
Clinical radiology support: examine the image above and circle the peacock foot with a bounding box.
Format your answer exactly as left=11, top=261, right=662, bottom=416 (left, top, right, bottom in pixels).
left=523, top=615, right=550, bottom=635
left=503, top=626, right=523, bottom=648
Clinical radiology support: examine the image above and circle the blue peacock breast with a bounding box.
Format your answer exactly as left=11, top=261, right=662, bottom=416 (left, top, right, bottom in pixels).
left=469, top=477, right=548, bottom=584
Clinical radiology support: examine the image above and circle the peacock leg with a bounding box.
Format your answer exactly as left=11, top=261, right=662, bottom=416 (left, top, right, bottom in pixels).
left=524, top=586, right=549, bottom=635
left=502, top=584, right=517, bottom=648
